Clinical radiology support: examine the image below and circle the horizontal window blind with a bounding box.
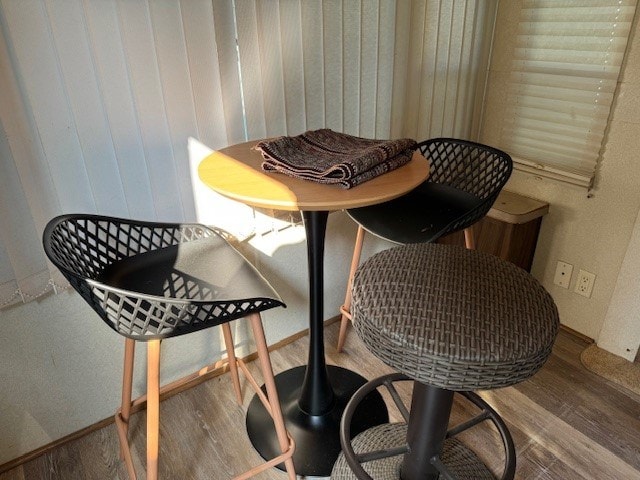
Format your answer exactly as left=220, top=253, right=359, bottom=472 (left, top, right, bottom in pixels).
left=500, top=0, right=636, bottom=187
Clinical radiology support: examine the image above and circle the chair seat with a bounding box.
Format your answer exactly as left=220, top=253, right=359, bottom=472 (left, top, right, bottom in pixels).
left=99, top=235, right=280, bottom=303
left=352, top=243, right=559, bottom=390
left=346, top=183, right=483, bottom=244
left=94, top=235, right=284, bottom=339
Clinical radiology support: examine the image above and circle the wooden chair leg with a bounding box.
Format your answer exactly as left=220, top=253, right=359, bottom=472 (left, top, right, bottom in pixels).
left=115, top=338, right=137, bottom=479
left=337, top=225, right=366, bottom=352
left=221, top=322, right=243, bottom=404
left=114, top=323, right=295, bottom=480
left=464, top=225, right=476, bottom=250
left=146, top=339, right=161, bottom=480
left=248, top=313, right=296, bottom=480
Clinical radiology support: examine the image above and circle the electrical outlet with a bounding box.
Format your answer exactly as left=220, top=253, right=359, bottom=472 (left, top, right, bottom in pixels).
left=574, top=269, right=596, bottom=298
left=553, top=261, right=573, bottom=288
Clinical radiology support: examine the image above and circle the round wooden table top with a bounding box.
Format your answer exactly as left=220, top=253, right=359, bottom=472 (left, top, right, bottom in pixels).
left=198, top=140, right=430, bottom=212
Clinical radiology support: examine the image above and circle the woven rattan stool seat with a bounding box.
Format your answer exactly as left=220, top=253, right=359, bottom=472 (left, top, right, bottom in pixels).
left=332, top=423, right=495, bottom=480
left=352, top=243, right=559, bottom=391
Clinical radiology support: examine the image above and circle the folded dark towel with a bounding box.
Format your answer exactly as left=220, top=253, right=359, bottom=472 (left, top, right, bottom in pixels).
left=255, top=129, right=417, bottom=188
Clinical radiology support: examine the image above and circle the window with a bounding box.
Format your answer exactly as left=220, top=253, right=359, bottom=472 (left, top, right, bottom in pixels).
left=0, top=0, right=498, bottom=308
left=499, top=0, right=636, bottom=187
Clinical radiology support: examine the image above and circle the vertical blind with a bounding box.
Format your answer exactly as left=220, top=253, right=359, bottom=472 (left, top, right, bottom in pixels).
left=0, top=0, right=496, bottom=309
left=499, top=0, right=637, bottom=187
left=392, top=0, right=498, bottom=141
left=216, top=0, right=400, bottom=141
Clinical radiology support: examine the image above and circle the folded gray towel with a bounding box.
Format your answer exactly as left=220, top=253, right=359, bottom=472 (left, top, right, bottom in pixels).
left=255, top=129, right=417, bottom=188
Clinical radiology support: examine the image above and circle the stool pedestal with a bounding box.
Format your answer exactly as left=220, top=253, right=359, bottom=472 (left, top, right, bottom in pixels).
left=402, top=383, right=454, bottom=480
left=332, top=373, right=514, bottom=480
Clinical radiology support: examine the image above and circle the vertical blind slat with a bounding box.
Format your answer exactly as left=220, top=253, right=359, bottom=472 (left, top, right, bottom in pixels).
left=3, top=0, right=96, bottom=214
left=446, top=0, right=468, bottom=136
left=46, top=0, right=129, bottom=217
left=322, top=0, right=343, bottom=132
left=359, top=0, right=378, bottom=138
left=254, top=0, right=286, bottom=137
left=180, top=0, right=229, bottom=151
left=402, top=0, right=427, bottom=140
left=116, top=0, right=184, bottom=221
left=442, top=1, right=462, bottom=136
left=83, top=0, right=156, bottom=220
left=342, top=0, right=361, bottom=136
left=234, top=0, right=267, bottom=141
left=0, top=122, right=47, bottom=283
left=472, top=0, right=500, bottom=139
left=149, top=0, right=199, bottom=221
left=418, top=0, right=442, bottom=137
left=389, top=0, right=412, bottom=139
left=301, top=0, right=325, bottom=131
left=277, top=0, right=306, bottom=136
left=453, top=0, right=472, bottom=138
left=212, top=0, right=246, bottom=144
left=375, top=0, right=397, bottom=138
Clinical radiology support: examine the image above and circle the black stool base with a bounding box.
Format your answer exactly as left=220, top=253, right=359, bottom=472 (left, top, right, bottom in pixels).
left=335, top=374, right=515, bottom=480
left=332, top=423, right=496, bottom=480
left=246, top=365, right=388, bottom=477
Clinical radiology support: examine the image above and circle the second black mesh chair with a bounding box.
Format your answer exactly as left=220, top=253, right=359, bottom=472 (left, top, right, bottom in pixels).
left=43, top=215, right=295, bottom=480
left=337, top=138, right=513, bottom=352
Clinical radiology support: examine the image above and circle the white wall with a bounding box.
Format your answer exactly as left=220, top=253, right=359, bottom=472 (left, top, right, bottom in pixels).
left=481, top=2, right=640, bottom=343
left=599, top=208, right=640, bottom=360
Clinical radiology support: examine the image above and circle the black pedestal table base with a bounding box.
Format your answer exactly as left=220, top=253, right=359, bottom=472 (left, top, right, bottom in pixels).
left=246, top=210, right=388, bottom=476
left=246, top=365, right=388, bottom=476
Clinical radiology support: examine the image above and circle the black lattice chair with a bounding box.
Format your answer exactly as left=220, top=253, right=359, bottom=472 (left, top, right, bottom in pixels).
left=43, top=214, right=295, bottom=480
left=337, top=138, right=513, bottom=352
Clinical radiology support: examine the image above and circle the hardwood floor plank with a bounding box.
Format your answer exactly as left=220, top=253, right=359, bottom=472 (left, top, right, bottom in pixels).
left=0, top=469, right=24, bottom=480
left=514, top=354, right=640, bottom=469
left=481, top=388, right=639, bottom=480
left=20, top=445, right=84, bottom=480
left=75, top=426, right=126, bottom=479
left=516, top=440, right=587, bottom=480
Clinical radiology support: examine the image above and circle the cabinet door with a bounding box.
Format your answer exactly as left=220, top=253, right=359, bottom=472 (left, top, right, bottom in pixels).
left=437, top=216, right=543, bottom=272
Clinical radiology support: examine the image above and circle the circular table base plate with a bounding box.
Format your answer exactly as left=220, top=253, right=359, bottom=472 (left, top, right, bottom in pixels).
left=331, top=423, right=496, bottom=479
left=246, top=365, right=388, bottom=477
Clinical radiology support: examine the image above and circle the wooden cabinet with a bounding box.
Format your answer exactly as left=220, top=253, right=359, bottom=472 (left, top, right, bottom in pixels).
left=438, top=190, right=549, bottom=272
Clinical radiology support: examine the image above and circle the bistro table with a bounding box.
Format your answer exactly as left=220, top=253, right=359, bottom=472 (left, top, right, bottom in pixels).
left=198, top=140, right=429, bottom=476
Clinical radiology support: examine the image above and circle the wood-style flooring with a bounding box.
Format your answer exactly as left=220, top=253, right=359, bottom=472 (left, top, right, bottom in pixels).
left=2, top=322, right=640, bottom=479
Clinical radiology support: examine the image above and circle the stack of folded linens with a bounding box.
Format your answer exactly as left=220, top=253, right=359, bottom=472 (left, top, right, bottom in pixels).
left=255, top=129, right=417, bottom=189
